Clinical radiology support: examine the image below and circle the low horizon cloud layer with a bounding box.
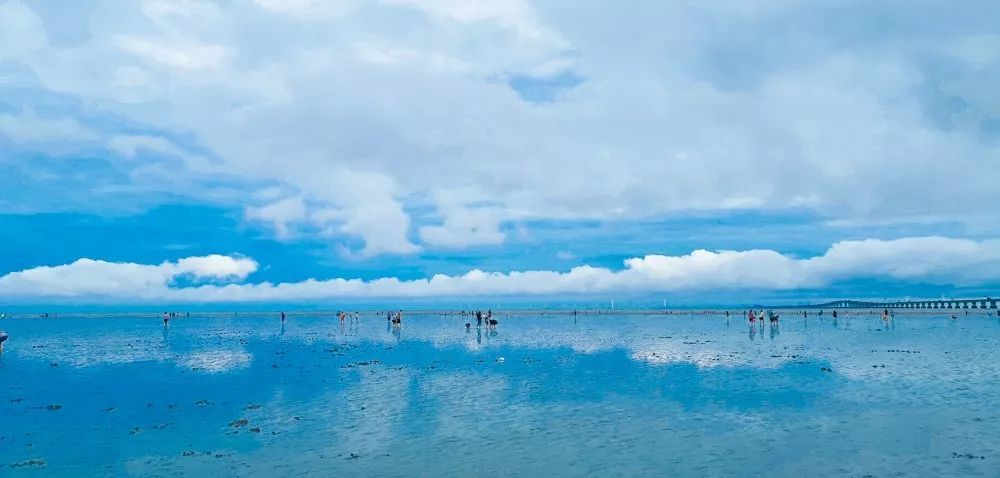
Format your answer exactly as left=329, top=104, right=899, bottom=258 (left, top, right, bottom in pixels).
left=1, top=236, right=998, bottom=303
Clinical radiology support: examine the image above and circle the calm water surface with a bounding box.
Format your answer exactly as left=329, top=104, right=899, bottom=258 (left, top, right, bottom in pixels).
left=2, top=312, right=1000, bottom=476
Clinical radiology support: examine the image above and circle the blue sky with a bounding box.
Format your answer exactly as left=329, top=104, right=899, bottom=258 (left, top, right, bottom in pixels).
left=0, top=0, right=999, bottom=306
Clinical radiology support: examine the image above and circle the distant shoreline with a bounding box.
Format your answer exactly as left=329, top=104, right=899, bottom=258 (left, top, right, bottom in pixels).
left=3, top=307, right=997, bottom=319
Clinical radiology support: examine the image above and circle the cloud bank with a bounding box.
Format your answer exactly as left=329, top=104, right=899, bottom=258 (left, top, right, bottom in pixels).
left=0, top=254, right=257, bottom=299
left=1, top=1, right=998, bottom=254
left=1, top=237, right=997, bottom=303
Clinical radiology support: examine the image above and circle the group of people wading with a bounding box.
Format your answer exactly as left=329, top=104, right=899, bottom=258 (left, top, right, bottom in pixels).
left=745, top=309, right=780, bottom=327
left=463, top=309, right=499, bottom=331
left=386, top=310, right=403, bottom=328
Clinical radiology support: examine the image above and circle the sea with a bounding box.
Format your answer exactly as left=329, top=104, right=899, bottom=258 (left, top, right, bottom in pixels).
left=2, top=309, right=999, bottom=476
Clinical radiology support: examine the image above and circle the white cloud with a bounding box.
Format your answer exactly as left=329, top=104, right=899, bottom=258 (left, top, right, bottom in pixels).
left=246, top=196, right=307, bottom=239
left=0, top=108, right=97, bottom=143
left=1, top=237, right=997, bottom=302
left=419, top=202, right=506, bottom=248
left=171, top=254, right=259, bottom=280
left=1, top=1, right=998, bottom=256
left=0, top=1, right=45, bottom=57
left=115, top=36, right=232, bottom=71
left=555, top=250, right=575, bottom=260
left=0, top=254, right=257, bottom=299
left=382, top=0, right=553, bottom=42
left=108, top=134, right=185, bottom=158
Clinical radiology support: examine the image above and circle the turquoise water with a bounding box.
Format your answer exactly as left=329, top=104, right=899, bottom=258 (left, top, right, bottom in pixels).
left=2, top=311, right=1000, bottom=476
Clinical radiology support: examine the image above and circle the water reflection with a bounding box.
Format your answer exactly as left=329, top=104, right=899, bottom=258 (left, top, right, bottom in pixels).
left=1, top=313, right=999, bottom=477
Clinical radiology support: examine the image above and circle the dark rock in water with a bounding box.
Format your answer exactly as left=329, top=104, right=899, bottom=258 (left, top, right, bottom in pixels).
left=129, top=427, right=141, bottom=435
left=46, top=404, right=62, bottom=411
left=347, top=453, right=361, bottom=460
left=229, top=418, right=250, bottom=428
left=245, top=404, right=261, bottom=410
left=168, top=403, right=178, bottom=409
left=49, top=363, right=59, bottom=367
left=194, top=400, right=211, bottom=406
left=250, top=427, right=261, bottom=433
left=952, top=452, right=986, bottom=460
left=820, top=367, right=833, bottom=373
left=151, top=423, right=170, bottom=430
left=104, top=407, right=116, bottom=412
left=10, top=458, right=46, bottom=468
left=10, top=398, right=24, bottom=403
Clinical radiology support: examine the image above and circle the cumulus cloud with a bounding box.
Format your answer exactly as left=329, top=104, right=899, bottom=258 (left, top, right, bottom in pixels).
left=0, top=254, right=257, bottom=299
left=0, top=237, right=997, bottom=303
left=3, top=0, right=997, bottom=256
left=245, top=196, right=308, bottom=239
left=419, top=205, right=506, bottom=248
left=171, top=254, right=259, bottom=280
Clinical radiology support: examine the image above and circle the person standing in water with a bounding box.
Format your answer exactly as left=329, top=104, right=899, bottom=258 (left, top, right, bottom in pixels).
left=163, top=312, right=169, bottom=327
left=0, top=330, right=8, bottom=352
left=281, top=311, right=286, bottom=323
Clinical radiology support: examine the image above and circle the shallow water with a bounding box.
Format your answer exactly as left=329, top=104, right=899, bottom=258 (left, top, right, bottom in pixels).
left=2, top=311, right=1000, bottom=476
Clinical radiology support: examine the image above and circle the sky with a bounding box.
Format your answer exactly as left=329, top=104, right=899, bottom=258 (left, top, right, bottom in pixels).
left=1, top=0, right=999, bottom=307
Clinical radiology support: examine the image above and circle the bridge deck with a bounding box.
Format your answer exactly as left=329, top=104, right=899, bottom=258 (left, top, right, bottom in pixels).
left=772, top=298, right=998, bottom=309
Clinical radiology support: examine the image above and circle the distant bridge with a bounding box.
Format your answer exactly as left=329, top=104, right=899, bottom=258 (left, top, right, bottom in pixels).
left=775, top=298, right=998, bottom=310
